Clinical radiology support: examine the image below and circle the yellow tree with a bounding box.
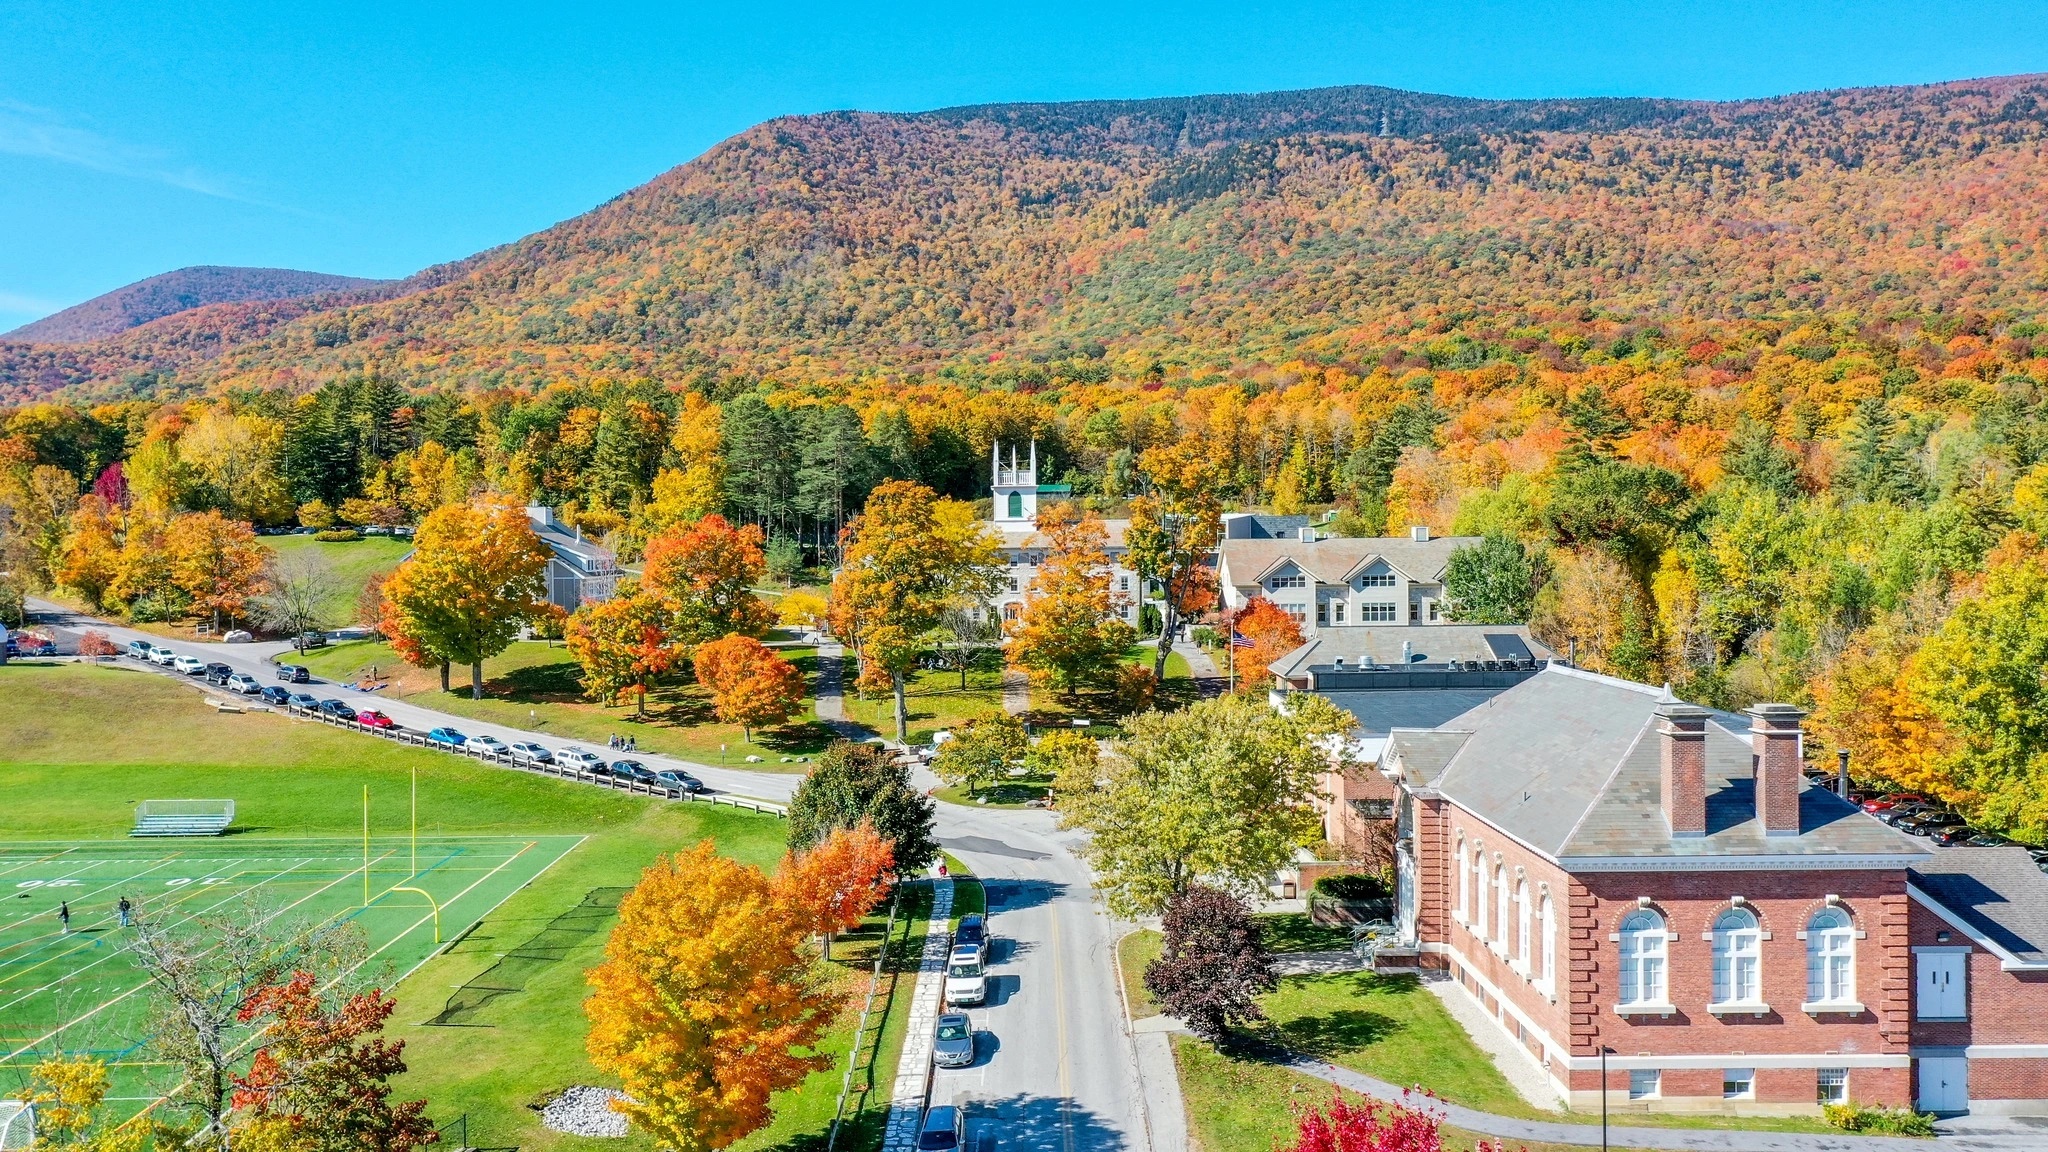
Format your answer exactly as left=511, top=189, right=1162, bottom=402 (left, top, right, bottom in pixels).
left=694, top=633, right=806, bottom=740
left=566, top=588, right=682, bottom=715
left=1008, top=503, right=1135, bottom=695
left=830, top=481, right=1001, bottom=741
left=110, top=512, right=178, bottom=618
left=1128, top=441, right=1224, bottom=680
left=585, top=842, right=839, bottom=1152
left=379, top=504, right=551, bottom=698
left=58, top=494, right=123, bottom=611
left=638, top=394, right=725, bottom=539
left=164, top=511, right=271, bottom=631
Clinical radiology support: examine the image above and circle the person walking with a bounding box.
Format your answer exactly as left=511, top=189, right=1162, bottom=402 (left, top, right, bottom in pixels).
left=59, top=901, right=70, bottom=932
left=118, top=896, right=132, bottom=928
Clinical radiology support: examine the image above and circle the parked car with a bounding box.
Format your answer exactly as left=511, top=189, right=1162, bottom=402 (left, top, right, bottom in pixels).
left=127, top=639, right=154, bottom=660
left=556, top=748, right=606, bottom=774
left=1877, top=803, right=1933, bottom=827
left=259, top=685, right=293, bottom=706
left=146, top=645, right=175, bottom=665
left=468, top=735, right=510, bottom=756
left=296, top=631, right=328, bottom=649
left=275, top=663, right=311, bottom=683
left=357, top=710, right=397, bottom=729
left=204, top=663, right=233, bottom=685
left=287, top=692, right=321, bottom=710
left=954, top=913, right=989, bottom=963
left=225, top=673, right=262, bottom=695
left=172, top=655, right=206, bottom=675
left=1965, top=833, right=2013, bottom=848
left=318, top=699, right=358, bottom=721
left=652, top=769, right=702, bottom=792
left=1863, top=793, right=1925, bottom=813
left=425, top=727, right=468, bottom=749
left=932, top=1013, right=975, bottom=1068
left=1931, top=824, right=1978, bottom=847
left=943, top=945, right=987, bottom=1007
left=610, top=759, right=659, bottom=785
left=1899, top=810, right=1963, bottom=836
left=7, top=633, right=57, bottom=657
left=508, top=742, right=555, bottom=765
left=915, top=1105, right=965, bottom=1152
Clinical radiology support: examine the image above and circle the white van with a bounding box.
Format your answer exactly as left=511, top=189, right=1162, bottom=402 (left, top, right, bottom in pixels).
left=943, top=945, right=986, bottom=1006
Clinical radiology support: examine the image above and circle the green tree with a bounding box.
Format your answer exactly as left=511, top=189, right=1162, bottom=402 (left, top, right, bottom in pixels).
left=1722, top=416, right=1802, bottom=500
left=1055, top=693, right=1353, bottom=917
left=931, top=710, right=1028, bottom=798
left=1841, top=398, right=1926, bottom=506
left=1443, top=534, right=1538, bottom=624
left=786, top=741, right=939, bottom=875
left=1127, top=442, right=1225, bottom=681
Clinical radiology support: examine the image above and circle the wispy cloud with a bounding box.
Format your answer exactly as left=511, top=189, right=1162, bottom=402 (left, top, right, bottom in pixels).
left=0, top=99, right=274, bottom=206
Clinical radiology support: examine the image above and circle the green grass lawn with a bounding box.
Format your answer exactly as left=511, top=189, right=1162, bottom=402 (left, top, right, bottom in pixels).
left=1, top=662, right=906, bottom=1151
left=1257, top=913, right=1354, bottom=954
left=841, top=664, right=1007, bottom=745
left=934, top=772, right=1053, bottom=809
left=1119, top=929, right=1165, bottom=1018
left=291, top=638, right=833, bottom=770
left=268, top=533, right=414, bottom=628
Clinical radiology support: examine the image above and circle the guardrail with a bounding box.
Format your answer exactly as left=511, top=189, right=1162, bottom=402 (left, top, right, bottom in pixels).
left=827, top=885, right=904, bottom=1152
left=277, top=703, right=789, bottom=815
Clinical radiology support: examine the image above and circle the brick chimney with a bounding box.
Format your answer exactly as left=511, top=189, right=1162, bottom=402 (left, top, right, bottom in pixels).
left=1658, top=701, right=1710, bottom=838
left=1747, top=703, right=1806, bottom=836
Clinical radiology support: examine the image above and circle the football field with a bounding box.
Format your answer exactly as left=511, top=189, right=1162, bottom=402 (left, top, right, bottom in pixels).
left=0, top=833, right=582, bottom=1109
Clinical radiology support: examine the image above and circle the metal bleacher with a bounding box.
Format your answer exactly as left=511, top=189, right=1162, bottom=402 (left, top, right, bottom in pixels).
left=131, top=799, right=236, bottom=837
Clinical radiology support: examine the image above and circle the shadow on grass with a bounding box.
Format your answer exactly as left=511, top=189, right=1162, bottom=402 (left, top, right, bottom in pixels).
left=1267, top=1008, right=1402, bottom=1057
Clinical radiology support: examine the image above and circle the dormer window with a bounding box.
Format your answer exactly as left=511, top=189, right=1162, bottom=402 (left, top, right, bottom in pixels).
left=1269, top=573, right=1308, bottom=590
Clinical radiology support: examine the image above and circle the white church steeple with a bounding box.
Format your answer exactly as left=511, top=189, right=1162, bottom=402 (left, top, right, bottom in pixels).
left=992, top=440, right=1040, bottom=527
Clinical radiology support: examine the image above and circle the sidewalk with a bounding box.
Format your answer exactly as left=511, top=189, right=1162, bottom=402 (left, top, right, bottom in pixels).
left=812, top=642, right=872, bottom=742
left=881, top=878, right=954, bottom=1151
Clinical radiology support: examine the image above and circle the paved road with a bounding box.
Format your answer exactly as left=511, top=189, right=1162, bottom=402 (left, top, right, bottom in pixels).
left=22, top=598, right=1158, bottom=1149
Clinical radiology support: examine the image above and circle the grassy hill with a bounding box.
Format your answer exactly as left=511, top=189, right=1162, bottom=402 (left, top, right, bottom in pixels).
left=8, top=74, right=2048, bottom=400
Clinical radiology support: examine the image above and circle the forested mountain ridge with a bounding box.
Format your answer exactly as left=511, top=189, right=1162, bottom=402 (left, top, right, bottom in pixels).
left=7, top=73, right=2048, bottom=401
left=5, top=266, right=394, bottom=344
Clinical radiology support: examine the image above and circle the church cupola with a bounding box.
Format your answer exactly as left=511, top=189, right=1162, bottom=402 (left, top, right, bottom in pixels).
left=993, top=441, right=1040, bottom=526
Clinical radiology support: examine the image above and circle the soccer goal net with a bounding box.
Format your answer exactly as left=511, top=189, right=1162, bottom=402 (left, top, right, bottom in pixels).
left=132, top=799, right=236, bottom=836
left=0, top=1101, right=33, bottom=1151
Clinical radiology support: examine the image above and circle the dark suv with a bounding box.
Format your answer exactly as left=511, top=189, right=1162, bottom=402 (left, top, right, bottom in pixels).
left=610, top=759, right=659, bottom=786
left=276, top=664, right=311, bottom=683
left=204, top=663, right=234, bottom=685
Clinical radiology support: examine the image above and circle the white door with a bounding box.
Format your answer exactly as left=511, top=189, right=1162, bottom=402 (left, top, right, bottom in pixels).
left=1918, top=1057, right=1968, bottom=1113
left=1917, top=952, right=1967, bottom=1019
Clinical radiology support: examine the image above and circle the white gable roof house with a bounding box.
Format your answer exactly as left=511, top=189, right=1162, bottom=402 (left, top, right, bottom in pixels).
left=526, top=505, right=621, bottom=611
left=983, top=442, right=1140, bottom=628
left=1217, top=525, right=1480, bottom=631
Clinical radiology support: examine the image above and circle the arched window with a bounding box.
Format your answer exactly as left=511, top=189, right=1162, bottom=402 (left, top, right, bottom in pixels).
left=1539, top=894, right=1557, bottom=989
left=1808, top=907, right=1855, bottom=1004
left=1006, top=491, right=1024, bottom=519
left=1618, top=910, right=1668, bottom=1006
left=1711, top=908, right=1762, bottom=1005
left=1455, top=836, right=1469, bottom=922
left=1473, top=849, right=1489, bottom=940
left=1494, top=864, right=1509, bottom=946
left=1515, top=879, right=1531, bottom=971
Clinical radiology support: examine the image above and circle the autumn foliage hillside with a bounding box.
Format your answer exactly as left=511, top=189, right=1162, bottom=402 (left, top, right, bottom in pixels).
left=8, top=74, right=2048, bottom=399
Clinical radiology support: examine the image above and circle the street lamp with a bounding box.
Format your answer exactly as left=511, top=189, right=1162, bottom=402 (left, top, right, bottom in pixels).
left=1600, top=1045, right=1614, bottom=1152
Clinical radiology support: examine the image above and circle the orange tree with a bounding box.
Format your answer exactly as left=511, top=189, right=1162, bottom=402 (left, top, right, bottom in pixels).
left=378, top=504, right=551, bottom=698
left=230, top=971, right=436, bottom=1152
left=1007, top=503, right=1135, bottom=695
left=829, top=480, right=1002, bottom=741
left=775, top=821, right=895, bottom=960
left=693, top=633, right=805, bottom=740
left=586, top=835, right=882, bottom=1151
left=1127, top=441, right=1224, bottom=680
left=164, top=510, right=272, bottom=631
left=56, top=494, right=122, bottom=612
left=1230, top=596, right=1304, bottom=691
left=642, top=512, right=775, bottom=646
left=566, top=586, right=682, bottom=715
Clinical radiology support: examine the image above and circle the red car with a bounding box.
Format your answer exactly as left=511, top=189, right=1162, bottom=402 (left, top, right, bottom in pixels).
left=356, top=710, right=397, bottom=730
left=1863, top=793, right=1925, bottom=813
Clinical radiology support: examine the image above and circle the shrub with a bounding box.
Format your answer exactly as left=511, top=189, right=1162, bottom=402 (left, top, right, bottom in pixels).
left=1823, top=1104, right=1936, bottom=1136
left=1143, top=885, right=1275, bottom=1042
left=1190, top=626, right=1221, bottom=650
left=1313, top=873, right=1391, bottom=901
left=314, top=529, right=362, bottom=542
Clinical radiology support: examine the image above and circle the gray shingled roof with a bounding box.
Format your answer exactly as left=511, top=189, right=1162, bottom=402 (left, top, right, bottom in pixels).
left=1319, top=689, right=1507, bottom=738
left=1268, top=625, right=1553, bottom=680
left=1386, top=666, right=1930, bottom=864
left=1912, top=849, right=2048, bottom=966
left=1219, top=534, right=1480, bottom=586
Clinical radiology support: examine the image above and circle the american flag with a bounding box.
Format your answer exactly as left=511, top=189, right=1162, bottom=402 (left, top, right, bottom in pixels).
left=1230, top=630, right=1254, bottom=649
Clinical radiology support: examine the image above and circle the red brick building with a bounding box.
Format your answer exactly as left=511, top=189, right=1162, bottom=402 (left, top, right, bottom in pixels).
left=1368, top=665, right=2048, bottom=1118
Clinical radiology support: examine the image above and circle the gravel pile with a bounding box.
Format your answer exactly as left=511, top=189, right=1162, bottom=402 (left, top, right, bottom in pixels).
left=540, top=1086, right=631, bottom=1137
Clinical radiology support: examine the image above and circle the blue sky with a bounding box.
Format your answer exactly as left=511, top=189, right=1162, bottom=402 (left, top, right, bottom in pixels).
left=5, top=1, right=2047, bottom=331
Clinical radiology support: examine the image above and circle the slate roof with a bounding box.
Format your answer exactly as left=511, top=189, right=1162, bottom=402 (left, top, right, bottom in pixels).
left=1219, top=534, right=1480, bottom=586
left=1318, top=688, right=1508, bottom=738
left=1383, top=665, right=1930, bottom=865
left=1911, top=849, right=2048, bottom=967
left=1269, top=625, right=1553, bottom=680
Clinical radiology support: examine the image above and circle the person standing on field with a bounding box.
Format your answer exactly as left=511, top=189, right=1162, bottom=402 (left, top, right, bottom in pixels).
left=59, top=901, right=70, bottom=932
left=118, top=896, right=132, bottom=928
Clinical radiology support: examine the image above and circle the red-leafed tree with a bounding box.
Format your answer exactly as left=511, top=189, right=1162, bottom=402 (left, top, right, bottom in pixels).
left=232, top=970, right=438, bottom=1152
left=1143, top=885, right=1275, bottom=1042
left=1229, top=596, right=1305, bottom=691
left=694, top=632, right=806, bottom=740
left=1286, top=1096, right=1516, bottom=1152
left=776, top=822, right=896, bottom=960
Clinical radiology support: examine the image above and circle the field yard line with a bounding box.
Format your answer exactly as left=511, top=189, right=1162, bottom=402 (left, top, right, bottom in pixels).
left=0, top=858, right=311, bottom=985
left=1, top=854, right=392, bottom=1061
left=380, top=834, right=588, bottom=992
left=0, top=846, right=77, bottom=878
left=0, top=855, right=185, bottom=938
left=346, top=839, right=542, bottom=976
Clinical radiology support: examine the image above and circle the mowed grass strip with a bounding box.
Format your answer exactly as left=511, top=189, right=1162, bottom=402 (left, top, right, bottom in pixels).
left=290, top=638, right=834, bottom=770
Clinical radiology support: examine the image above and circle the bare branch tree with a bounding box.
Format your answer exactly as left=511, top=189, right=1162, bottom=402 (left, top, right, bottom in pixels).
left=932, top=599, right=997, bottom=689
left=249, top=550, right=340, bottom=652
